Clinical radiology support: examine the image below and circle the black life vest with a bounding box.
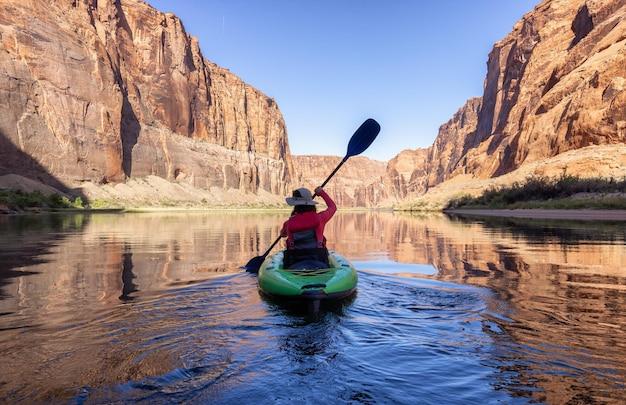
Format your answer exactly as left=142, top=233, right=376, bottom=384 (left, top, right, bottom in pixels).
left=288, top=229, right=322, bottom=249
left=284, top=229, right=329, bottom=270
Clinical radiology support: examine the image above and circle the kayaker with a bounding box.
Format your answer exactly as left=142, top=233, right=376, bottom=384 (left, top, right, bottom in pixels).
left=280, top=186, right=336, bottom=269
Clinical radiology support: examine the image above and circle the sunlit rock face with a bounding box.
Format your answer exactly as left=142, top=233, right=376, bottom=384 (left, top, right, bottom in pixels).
left=384, top=148, right=431, bottom=198
left=386, top=0, right=626, bottom=203
left=465, top=0, right=626, bottom=177
left=378, top=97, right=483, bottom=203
left=3, top=0, right=624, bottom=207
left=0, top=0, right=294, bottom=198
left=426, top=97, right=482, bottom=186
left=292, top=155, right=388, bottom=207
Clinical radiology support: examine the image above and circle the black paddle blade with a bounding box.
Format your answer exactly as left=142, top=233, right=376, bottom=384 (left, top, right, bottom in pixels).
left=243, top=255, right=265, bottom=273
left=346, top=118, right=380, bottom=158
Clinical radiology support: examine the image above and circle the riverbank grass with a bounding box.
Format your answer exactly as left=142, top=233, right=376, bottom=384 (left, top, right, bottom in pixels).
left=0, top=189, right=84, bottom=212
left=446, top=176, right=626, bottom=209
left=0, top=189, right=293, bottom=213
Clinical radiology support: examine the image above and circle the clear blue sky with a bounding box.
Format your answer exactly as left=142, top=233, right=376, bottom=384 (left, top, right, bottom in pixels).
left=149, top=0, right=538, bottom=161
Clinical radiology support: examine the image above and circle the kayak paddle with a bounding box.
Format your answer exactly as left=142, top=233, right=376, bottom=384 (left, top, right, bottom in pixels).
left=243, top=118, right=381, bottom=273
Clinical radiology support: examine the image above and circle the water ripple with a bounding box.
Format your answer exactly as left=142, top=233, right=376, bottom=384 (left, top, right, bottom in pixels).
left=1, top=212, right=625, bottom=403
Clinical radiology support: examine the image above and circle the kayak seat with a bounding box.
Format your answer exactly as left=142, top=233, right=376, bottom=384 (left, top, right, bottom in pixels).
left=285, top=259, right=328, bottom=270
left=283, top=248, right=329, bottom=270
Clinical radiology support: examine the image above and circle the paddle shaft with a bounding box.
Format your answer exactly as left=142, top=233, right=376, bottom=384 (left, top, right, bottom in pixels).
left=260, top=234, right=282, bottom=259
left=316, top=156, right=348, bottom=195
left=259, top=155, right=349, bottom=259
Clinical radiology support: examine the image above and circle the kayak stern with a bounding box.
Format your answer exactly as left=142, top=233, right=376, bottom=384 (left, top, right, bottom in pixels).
left=258, top=251, right=357, bottom=301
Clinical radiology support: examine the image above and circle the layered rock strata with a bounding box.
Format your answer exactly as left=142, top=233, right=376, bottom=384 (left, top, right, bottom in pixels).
left=0, top=0, right=293, bottom=201
left=389, top=0, right=626, bottom=206
left=293, top=155, right=388, bottom=207
left=464, top=0, right=626, bottom=178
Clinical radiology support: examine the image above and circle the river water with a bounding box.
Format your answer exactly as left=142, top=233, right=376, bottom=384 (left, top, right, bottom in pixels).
left=1, top=212, right=625, bottom=404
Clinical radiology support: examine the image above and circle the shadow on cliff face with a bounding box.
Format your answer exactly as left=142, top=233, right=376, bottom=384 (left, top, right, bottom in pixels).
left=116, top=4, right=140, bottom=179
left=0, top=130, right=88, bottom=201
left=121, top=95, right=140, bottom=178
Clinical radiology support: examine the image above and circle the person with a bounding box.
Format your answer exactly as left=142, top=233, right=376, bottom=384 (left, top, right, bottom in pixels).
left=280, top=186, right=336, bottom=270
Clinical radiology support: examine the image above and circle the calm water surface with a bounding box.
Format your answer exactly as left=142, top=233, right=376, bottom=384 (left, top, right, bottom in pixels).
left=1, top=212, right=625, bottom=404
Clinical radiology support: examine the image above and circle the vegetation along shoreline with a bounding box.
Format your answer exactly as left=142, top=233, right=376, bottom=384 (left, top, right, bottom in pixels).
left=3, top=175, right=626, bottom=220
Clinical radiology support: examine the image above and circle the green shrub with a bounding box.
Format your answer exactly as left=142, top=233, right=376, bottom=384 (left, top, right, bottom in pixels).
left=0, top=189, right=48, bottom=208
left=0, top=189, right=88, bottom=210
left=72, top=197, right=84, bottom=208
left=446, top=175, right=626, bottom=209
left=88, top=199, right=111, bottom=209
left=48, top=194, right=69, bottom=208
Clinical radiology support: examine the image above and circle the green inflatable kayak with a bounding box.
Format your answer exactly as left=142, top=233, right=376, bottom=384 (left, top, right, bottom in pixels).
left=258, top=250, right=357, bottom=301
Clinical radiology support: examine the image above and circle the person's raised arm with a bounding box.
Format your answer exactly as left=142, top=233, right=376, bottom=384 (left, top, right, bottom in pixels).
left=315, top=187, right=336, bottom=222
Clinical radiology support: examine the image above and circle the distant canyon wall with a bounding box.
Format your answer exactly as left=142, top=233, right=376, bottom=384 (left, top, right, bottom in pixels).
left=297, top=97, right=483, bottom=207
left=293, top=155, right=388, bottom=207
left=0, top=0, right=293, bottom=200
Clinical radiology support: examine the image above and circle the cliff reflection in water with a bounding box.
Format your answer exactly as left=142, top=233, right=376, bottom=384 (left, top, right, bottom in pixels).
left=0, top=212, right=283, bottom=400
left=328, top=212, right=626, bottom=403
left=0, top=212, right=284, bottom=307
left=0, top=212, right=625, bottom=403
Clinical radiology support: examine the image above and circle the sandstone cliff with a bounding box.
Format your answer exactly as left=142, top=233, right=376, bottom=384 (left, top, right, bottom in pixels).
left=384, top=148, right=430, bottom=199
left=391, top=0, right=626, bottom=207
left=293, top=155, right=388, bottom=207
left=0, top=0, right=293, bottom=203
left=465, top=0, right=626, bottom=178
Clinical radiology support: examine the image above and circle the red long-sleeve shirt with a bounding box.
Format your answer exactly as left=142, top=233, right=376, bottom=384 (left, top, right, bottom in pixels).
left=280, top=189, right=336, bottom=248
